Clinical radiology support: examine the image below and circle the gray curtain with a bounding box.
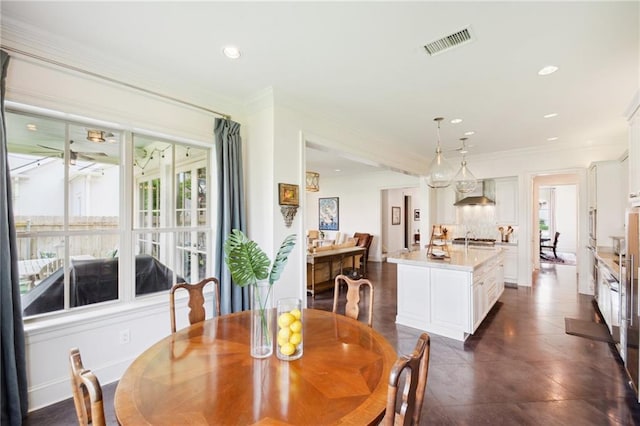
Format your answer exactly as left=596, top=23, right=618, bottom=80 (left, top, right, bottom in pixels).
left=0, top=50, right=28, bottom=425
left=214, top=118, right=248, bottom=314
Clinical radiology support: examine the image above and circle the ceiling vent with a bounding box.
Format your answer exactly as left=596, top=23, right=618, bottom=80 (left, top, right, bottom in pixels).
left=424, top=27, right=473, bottom=56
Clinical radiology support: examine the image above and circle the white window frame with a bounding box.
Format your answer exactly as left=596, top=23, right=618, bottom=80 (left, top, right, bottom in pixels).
left=8, top=105, right=216, bottom=324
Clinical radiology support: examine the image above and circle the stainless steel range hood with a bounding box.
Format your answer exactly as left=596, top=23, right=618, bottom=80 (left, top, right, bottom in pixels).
left=454, top=179, right=496, bottom=206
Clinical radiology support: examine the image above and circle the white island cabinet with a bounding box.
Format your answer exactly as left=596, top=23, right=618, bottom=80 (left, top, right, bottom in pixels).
left=388, top=247, right=504, bottom=341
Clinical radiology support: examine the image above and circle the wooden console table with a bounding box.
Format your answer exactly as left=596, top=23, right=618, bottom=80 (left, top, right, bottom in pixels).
left=306, top=246, right=366, bottom=297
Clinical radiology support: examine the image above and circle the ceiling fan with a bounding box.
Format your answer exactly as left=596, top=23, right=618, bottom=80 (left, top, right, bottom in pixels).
left=32, top=140, right=108, bottom=163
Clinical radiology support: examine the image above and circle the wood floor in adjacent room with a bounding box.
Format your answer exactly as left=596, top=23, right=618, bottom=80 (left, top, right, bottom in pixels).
left=26, top=261, right=640, bottom=425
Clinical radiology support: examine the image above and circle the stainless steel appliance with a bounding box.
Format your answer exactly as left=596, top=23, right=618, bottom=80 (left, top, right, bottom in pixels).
left=622, top=208, right=639, bottom=399
left=600, top=265, right=621, bottom=335
left=451, top=238, right=496, bottom=247
left=589, top=246, right=598, bottom=301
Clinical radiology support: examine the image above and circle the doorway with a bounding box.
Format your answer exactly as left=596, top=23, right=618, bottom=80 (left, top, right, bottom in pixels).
left=532, top=173, right=581, bottom=277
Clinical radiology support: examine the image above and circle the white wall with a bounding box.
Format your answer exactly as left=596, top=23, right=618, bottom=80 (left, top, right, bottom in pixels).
left=83, top=166, right=120, bottom=217
left=305, top=170, right=419, bottom=261
left=12, top=161, right=64, bottom=216
left=554, top=185, right=578, bottom=253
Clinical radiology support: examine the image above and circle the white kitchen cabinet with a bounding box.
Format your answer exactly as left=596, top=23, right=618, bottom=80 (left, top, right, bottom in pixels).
left=496, top=250, right=505, bottom=289
left=501, top=245, right=518, bottom=285
left=435, top=186, right=457, bottom=225
left=470, top=256, right=498, bottom=332
left=396, top=264, right=430, bottom=326
left=597, top=263, right=612, bottom=329
left=591, top=161, right=624, bottom=243
left=431, top=268, right=471, bottom=332
left=495, top=177, right=518, bottom=224
left=472, top=280, right=485, bottom=331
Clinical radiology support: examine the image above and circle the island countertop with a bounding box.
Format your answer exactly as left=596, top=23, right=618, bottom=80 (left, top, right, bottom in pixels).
left=387, top=246, right=501, bottom=272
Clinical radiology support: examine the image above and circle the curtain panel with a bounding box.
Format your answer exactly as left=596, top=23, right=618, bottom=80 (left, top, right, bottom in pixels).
left=0, top=50, right=29, bottom=425
left=213, top=118, right=248, bottom=314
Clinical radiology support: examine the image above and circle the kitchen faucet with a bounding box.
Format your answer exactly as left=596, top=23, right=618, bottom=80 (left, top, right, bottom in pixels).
left=464, top=231, right=475, bottom=252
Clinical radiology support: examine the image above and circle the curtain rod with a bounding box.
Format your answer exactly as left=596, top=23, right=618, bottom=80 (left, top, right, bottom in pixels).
left=1, top=45, right=231, bottom=120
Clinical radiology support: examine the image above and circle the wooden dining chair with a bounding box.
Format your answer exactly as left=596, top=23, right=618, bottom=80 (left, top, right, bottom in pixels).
left=333, top=274, right=374, bottom=327
left=383, top=333, right=431, bottom=426
left=541, top=231, right=561, bottom=260
left=69, top=348, right=106, bottom=426
left=170, top=277, right=221, bottom=333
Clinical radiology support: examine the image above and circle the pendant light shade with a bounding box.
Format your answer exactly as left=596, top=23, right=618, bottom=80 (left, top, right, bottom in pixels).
left=454, top=137, right=477, bottom=194
left=425, top=117, right=455, bottom=189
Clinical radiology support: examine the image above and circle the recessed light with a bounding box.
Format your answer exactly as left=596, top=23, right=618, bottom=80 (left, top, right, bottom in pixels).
left=538, top=65, right=559, bottom=76
left=26, top=123, right=37, bottom=131
left=450, top=118, right=463, bottom=124
left=464, top=131, right=475, bottom=136
left=222, top=46, right=241, bottom=59
left=543, top=113, right=558, bottom=119
left=334, top=169, right=341, bottom=172
left=547, top=137, right=559, bottom=141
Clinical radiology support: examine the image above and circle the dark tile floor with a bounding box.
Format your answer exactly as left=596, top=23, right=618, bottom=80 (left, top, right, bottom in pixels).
left=25, top=261, right=640, bottom=425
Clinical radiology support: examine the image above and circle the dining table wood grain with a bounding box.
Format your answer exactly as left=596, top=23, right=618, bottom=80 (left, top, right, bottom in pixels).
left=114, top=308, right=397, bottom=425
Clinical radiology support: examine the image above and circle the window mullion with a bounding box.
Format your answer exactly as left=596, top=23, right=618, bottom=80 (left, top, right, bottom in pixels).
left=120, top=130, right=134, bottom=303
left=63, top=124, right=70, bottom=310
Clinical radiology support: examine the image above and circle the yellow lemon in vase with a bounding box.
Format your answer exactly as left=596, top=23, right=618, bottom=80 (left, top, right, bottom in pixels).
left=289, top=332, right=302, bottom=346
left=289, top=320, right=302, bottom=334
left=278, top=312, right=295, bottom=328
left=280, top=342, right=296, bottom=356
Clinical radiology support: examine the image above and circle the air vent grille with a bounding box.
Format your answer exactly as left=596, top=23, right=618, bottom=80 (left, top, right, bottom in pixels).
left=424, top=27, right=473, bottom=56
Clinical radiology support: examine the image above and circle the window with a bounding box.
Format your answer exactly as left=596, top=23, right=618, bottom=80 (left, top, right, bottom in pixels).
left=538, top=187, right=555, bottom=240
left=132, top=135, right=211, bottom=287
left=7, top=110, right=213, bottom=318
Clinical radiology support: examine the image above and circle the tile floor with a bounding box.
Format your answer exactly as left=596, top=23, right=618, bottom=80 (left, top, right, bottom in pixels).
left=25, top=261, right=640, bottom=425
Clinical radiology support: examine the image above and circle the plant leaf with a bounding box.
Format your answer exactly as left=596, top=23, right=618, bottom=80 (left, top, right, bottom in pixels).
left=224, top=229, right=270, bottom=287
left=269, top=234, right=297, bottom=285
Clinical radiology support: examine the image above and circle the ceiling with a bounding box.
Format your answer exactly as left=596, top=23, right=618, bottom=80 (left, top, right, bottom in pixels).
left=2, top=2, right=638, bottom=177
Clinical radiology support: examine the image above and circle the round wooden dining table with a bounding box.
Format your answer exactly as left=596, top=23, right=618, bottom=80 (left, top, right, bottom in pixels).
left=114, top=308, right=397, bottom=425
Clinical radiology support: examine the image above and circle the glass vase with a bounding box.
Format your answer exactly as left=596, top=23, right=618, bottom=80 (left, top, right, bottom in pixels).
left=276, top=298, right=303, bottom=361
left=250, top=281, right=274, bottom=358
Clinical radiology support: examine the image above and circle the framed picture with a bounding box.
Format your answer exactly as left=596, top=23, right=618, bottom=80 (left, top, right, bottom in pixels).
left=319, top=197, right=339, bottom=231
left=278, top=183, right=299, bottom=206
left=392, top=206, right=401, bottom=225
left=414, top=209, right=420, bottom=221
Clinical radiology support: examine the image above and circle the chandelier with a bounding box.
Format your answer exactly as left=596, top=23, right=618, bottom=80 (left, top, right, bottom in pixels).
left=425, top=117, right=455, bottom=188
left=453, top=137, right=477, bottom=193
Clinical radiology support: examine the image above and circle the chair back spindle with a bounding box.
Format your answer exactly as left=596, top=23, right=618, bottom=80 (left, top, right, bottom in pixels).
left=69, top=348, right=106, bottom=426
left=384, top=333, right=431, bottom=426
left=170, top=277, right=220, bottom=333
left=333, top=274, right=374, bottom=327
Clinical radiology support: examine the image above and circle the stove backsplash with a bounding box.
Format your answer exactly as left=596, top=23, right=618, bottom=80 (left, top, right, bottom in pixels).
left=438, top=223, right=518, bottom=243
left=437, top=207, right=518, bottom=243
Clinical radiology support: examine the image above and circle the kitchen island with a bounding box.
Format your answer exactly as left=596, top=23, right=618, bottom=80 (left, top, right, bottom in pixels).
left=387, top=247, right=505, bottom=341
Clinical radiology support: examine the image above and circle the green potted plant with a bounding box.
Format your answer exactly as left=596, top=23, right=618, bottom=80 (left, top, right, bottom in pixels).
left=224, top=229, right=296, bottom=358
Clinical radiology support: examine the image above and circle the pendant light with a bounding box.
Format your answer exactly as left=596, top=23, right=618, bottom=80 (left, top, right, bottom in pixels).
left=453, top=137, right=477, bottom=194
left=425, top=117, right=455, bottom=188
